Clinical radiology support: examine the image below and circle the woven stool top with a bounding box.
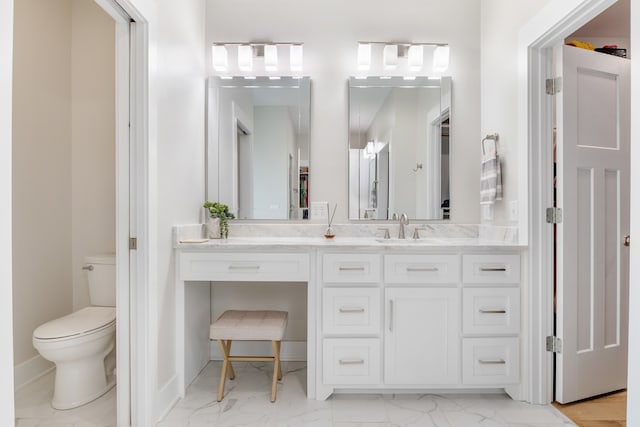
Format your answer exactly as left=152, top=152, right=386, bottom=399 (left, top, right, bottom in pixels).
left=210, top=310, right=288, bottom=341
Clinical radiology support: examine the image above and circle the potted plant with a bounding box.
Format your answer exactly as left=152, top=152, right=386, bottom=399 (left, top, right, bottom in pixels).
left=203, top=201, right=235, bottom=239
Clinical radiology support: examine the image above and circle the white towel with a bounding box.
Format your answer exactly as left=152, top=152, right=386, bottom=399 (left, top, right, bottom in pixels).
left=480, top=138, right=503, bottom=205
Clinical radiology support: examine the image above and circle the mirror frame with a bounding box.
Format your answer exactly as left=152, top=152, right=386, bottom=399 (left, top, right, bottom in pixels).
left=206, top=76, right=311, bottom=220
left=348, top=76, right=452, bottom=221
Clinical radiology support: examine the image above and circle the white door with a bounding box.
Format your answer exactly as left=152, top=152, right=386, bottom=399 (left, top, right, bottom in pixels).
left=384, top=288, right=459, bottom=384
left=555, top=45, right=630, bottom=403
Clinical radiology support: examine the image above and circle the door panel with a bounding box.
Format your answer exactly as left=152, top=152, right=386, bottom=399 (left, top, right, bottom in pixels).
left=555, top=45, right=630, bottom=403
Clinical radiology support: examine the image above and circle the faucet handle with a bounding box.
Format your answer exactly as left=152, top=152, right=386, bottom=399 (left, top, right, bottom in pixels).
left=413, top=227, right=427, bottom=240
left=378, top=228, right=391, bottom=239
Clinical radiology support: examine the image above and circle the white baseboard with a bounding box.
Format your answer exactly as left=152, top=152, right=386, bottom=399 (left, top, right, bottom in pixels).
left=155, top=374, right=180, bottom=423
left=14, top=354, right=54, bottom=390
left=210, top=340, right=307, bottom=361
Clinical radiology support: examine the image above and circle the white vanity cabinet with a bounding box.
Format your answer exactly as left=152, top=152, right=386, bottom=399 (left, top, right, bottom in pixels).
left=318, top=250, right=521, bottom=398
left=384, top=287, right=459, bottom=385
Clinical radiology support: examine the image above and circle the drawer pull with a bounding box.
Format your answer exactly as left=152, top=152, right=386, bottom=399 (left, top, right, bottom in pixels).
left=228, top=264, right=260, bottom=270
left=339, top=266, right=366, bottom=271
left=339, top=307, right=365, bottom=313
left=479, top=308, right=507, bottom=314
left=480, top=267, right=507, bottom=272
left=406, top=267, right=439, bottom=272
left=339, top=358, right=365, bottom=365
left=478, top=359, right=506, bottom=365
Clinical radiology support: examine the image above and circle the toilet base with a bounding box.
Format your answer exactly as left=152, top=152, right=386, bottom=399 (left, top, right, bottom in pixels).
left=51, top=346, right=116, bottom=410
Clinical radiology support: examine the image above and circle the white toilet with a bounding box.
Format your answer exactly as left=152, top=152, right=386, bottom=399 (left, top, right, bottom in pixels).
left=33, top=254, right=117, bottom=410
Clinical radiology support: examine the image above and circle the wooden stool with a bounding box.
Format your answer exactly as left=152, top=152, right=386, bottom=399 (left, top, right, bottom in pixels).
left=209, top=310, right=288, bottom=402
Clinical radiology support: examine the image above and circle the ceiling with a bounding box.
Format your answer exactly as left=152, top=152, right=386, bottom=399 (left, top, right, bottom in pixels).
left=570, top=0, right=630, bottom=37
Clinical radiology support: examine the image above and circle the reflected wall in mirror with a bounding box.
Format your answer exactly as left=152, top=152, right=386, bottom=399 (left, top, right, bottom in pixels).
left=207, top=77, right=311, bottom=220
left=348, top=76, right=451, bottom=221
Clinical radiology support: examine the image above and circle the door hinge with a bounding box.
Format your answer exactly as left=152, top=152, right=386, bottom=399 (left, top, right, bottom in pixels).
left=129, top=237, right=137, bottom=250
left=546, top=77, right=562, bottom=95
left=546, top=336, right=563, bottom=353
left=546, top=207, right=563, bottom=224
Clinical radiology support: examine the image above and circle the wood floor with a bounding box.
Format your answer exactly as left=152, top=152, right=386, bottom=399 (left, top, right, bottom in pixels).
left=553, top=390, right=627, bottom=426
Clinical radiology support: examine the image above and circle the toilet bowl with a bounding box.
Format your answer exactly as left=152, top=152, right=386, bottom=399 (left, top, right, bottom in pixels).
left=32, top=254, right=117, bottom=410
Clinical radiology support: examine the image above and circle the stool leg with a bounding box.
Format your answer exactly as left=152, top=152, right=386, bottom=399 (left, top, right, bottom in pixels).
left=224, top=340, right=235, bottom=380
left=271, top=340, right=281, bottom=402
left=275, top=341, right=283, bottom=380
left=217, top=339, right=231, bottom=401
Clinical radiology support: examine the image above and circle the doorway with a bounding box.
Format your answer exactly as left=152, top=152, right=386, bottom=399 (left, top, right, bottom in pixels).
left=522, top=0, right=635, bottom=416
left=10, top=0, right=148, bottom=425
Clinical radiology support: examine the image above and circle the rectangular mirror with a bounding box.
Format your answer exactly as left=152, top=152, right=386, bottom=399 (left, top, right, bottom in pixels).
left=348, top=76, right=451, bottom=221
left=207, top=76, right=311, bottom=220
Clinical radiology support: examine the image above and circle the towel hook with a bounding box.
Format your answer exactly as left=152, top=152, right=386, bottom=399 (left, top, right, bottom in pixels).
left=412, top=163, right=423, bottom=172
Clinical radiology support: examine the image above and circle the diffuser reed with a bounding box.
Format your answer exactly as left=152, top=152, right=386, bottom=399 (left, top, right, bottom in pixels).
left=324, top=203, right=337, bottom=239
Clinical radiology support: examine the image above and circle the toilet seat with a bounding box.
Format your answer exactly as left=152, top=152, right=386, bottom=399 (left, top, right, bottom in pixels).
left=33, top=307, right=116, bottom=342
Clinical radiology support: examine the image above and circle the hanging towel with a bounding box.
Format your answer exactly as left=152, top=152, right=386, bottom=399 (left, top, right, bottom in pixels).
left=480, top=138, right=503, bottom=205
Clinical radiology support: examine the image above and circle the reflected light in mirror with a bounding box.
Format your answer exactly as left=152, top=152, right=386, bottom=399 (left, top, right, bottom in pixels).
left=212, top=45, right=228, bottom=71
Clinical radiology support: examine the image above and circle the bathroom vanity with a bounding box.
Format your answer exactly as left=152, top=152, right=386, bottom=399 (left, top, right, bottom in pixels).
left=174, top=226, right=523, bottom=400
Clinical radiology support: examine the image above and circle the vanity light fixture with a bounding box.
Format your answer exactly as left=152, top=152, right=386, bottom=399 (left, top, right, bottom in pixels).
left=356, top=41, right=449, bottom=74
left=237, top=45, right=253, bottom=71
left=290, top=44, right=303, bottom=72
left=264, top=44, right=278, bottom=71
left=212, top=45, right=228, bottom=71
left=433, top=45, right=450, bottom=72
left=383, top=44, right=398, bottom=70
left=211, top=42, right=304, bottom=74
left=357, top=43, right=371, bottom=70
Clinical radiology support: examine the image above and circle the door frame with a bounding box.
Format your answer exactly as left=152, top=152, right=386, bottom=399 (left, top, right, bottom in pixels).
left=518, top=0, right=622, bottom=406
left=93, top=0, right=151, bottom=425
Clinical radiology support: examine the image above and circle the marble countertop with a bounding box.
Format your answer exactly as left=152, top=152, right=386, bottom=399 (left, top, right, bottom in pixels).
left=175, top=236, right=524, bottom=250
left=173, top=223, right=523, bottom=250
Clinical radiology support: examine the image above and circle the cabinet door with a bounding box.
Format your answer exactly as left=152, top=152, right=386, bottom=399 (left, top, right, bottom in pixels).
left=384, top=288, right=460, bottom=385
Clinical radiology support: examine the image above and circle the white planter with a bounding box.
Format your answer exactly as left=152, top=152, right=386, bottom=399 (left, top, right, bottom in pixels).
left=206, top=217, right=221, bottom=239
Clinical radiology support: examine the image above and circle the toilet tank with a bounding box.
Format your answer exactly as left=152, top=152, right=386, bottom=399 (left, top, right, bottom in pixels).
left=84, top=254, right=116, bottom=307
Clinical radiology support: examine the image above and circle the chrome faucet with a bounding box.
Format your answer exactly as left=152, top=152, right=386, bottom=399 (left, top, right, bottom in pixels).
left=398, top=213, right=409, bottom=239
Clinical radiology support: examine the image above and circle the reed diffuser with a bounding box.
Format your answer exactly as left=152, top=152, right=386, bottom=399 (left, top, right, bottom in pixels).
left=324, top=203, right=337, bottom=239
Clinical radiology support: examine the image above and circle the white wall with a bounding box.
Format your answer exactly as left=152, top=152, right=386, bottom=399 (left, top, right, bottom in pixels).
left=0, top=0, right=15, bottom=421
left=12, top=0, right=73, bottom=367
left=71, top=0, right=116, bottom=311
left=206, top=0, right=482, bottom=224
left=480, top=0, right=554, bottom=225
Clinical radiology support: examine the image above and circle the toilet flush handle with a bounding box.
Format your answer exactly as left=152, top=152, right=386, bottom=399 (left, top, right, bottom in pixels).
left=82, top=265, right=94, bottom=271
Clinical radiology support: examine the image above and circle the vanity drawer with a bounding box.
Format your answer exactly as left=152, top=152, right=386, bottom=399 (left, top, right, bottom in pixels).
left=384, top=254, right=459, bottom=284
left=462, top=337, right=519, bottom=385
left=179, top=252, right=309, bottom=281
left=462, top=254, right=520, bottom=284
left=323, top=338, right=381, bottom=385
left=322, top=288, right=381, bottom=335
left=323, top=254, right=381, bottom=283
left=462, top=288, right=520, bottom=335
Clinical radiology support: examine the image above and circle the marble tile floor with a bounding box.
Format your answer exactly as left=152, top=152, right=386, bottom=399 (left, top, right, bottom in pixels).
left=158, top=361, right=576, bottom=427
left=14, top=370, right=116, bottom=427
